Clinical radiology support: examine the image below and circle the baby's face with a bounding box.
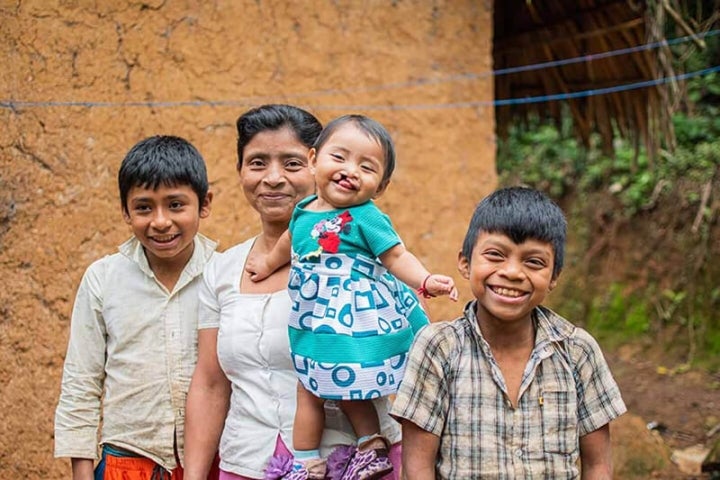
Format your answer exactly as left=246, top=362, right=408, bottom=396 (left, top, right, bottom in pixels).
left=310, top=123, right=387, bottom=210
left=458, top=231, right=556, bottom=325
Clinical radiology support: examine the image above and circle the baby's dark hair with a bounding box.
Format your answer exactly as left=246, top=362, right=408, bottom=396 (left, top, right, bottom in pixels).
left=236, top=104, right=322, bottom=169
left=313, top=114, right=396, bottom=185
left=461, top=187, right=567, bottom=279
left=118, top=135, right=208, bottom=215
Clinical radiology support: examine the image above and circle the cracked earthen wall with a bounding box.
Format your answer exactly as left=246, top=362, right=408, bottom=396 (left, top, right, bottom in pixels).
left=0, top=1, right=495, bottom=477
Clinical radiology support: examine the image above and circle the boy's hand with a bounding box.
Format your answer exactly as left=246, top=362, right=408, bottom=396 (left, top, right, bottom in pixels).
left=420, top=274, right=459, bottom=301
left=245, top=253, right=273, bottom=282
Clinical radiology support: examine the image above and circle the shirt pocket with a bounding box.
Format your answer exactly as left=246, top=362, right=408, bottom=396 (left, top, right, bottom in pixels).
left=540, top=375, right=578, bottom=455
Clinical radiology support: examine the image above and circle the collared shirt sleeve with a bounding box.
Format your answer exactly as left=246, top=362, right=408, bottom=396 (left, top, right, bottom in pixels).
left=571, top=328, right=627, bottom=436
left=390, top=323, right=455, bottom=437
left=54, top=259, right=108, bottom=459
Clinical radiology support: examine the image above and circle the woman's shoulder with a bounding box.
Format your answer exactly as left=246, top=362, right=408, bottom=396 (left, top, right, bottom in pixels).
left=209, top=237, right=255, bottom=268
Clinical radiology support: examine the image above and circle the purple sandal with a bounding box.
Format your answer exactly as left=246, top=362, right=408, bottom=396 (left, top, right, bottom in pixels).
left=326, top=437, right=393, bottom=480
left=264, top=455, right=327, bottom=480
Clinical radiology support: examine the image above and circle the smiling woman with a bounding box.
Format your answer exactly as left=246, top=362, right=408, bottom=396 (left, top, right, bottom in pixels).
left=183, top=105, right=402, bottom=480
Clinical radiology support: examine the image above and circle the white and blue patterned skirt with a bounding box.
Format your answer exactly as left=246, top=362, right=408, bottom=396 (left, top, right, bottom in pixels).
left=288, top=253, right=428, bottom=400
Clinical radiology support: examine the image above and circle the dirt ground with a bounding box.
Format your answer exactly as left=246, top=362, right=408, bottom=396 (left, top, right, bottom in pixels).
left=609, top=347, right=720, bottom=479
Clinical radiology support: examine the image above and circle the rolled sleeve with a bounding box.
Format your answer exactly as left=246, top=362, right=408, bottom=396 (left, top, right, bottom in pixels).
left=572, top=329, right=627, bottom=436
left=54, top=261, right=108, bottom=459
left=391, top=323, right=453, bottom=436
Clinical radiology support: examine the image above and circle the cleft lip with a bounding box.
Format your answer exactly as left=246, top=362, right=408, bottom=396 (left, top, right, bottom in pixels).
left=335, top=175, right=357, bottom=191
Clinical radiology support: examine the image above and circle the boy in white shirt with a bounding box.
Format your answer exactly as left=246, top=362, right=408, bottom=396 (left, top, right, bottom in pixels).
left=54, top=135, right=218, bottom=480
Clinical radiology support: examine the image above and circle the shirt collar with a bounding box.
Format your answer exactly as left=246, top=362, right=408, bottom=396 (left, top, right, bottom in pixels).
left=463, top=300, right=575, bottom=348
left=118, top=233, right=218, bottom=280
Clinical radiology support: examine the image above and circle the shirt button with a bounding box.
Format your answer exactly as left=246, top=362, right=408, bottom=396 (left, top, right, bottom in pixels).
left=515, top=449, right=523, bottom=458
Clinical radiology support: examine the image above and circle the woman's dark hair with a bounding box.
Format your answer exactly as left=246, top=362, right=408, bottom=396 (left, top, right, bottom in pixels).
left=236, top=104, right=322, bottom=169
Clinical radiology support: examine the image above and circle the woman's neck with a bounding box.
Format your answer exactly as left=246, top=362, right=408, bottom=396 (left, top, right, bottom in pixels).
left=256, top=222, right=287, bottom=251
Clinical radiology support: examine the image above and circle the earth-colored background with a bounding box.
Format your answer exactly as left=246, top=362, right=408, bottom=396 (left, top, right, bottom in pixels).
left=1, top=1, right=717, bottom=479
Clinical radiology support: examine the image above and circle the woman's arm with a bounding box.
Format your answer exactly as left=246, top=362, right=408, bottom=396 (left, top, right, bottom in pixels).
left=245, top=230, right=292, bottom=282
left=184, top=328, right=231, bottom=480
left=579, top=423, right=613, bottom=480
left=401, top=420, right=439, bottom=480
left=379, top=244, right=458, bottom=300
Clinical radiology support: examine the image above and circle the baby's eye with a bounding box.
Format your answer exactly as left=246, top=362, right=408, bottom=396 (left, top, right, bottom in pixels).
left=330, top=153, right=344, bottom=161
left=361, top=164, right=377, bottom=173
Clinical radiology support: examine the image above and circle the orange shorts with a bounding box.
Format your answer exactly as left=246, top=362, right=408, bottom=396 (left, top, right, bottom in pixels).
left=96, top=446, right=220, bottom=480
left=101, top=454, right=182, bottom=480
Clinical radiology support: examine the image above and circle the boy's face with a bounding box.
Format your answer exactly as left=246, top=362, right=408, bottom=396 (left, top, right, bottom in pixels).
left=123, top=183, right=211, bottom=269
left=458, top=231, right=557, bottom=325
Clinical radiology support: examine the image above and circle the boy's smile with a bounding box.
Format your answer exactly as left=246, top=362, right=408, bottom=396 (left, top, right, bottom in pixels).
left=458, top=231, right=557, bottom=326
left=123, top=184, right=211, bottom=272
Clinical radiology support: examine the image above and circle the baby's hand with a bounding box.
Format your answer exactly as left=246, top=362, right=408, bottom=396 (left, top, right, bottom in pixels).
left=245, top=253, right=272, bottom=282
left=420, top=274, right=459, bottom=301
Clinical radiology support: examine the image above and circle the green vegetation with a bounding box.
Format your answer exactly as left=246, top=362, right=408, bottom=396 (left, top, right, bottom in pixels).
left=496, top=29, right=720, bottom=369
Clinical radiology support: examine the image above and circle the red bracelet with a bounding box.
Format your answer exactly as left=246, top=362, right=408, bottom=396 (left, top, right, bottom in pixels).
left=417, top=275, right=436, bottom=299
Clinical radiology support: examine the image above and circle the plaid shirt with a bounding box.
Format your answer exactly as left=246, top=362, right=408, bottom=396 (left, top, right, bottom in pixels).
left=391, top=301, right=627, bottom=479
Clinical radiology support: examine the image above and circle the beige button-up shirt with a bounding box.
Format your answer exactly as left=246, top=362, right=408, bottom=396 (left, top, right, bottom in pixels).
left=54, top=234, right=216, bottom=470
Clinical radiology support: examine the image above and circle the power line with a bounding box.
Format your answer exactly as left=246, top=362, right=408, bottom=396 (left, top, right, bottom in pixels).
left=2, top=65, right=717, bottom=112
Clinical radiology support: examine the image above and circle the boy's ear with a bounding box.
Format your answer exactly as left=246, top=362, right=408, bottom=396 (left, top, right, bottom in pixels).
left=122, top=206, right=131, bottom=225
left=373, top=179, right=390, bottom=199
left=200, top=191, right=213, bottom=219
left=457, top=250, right=470, bottom=279
left=548, top=275, right=559, bottom=292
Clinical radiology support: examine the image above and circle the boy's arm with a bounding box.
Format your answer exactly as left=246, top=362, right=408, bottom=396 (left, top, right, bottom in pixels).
left=379, top=244, right=458, bottom=300
left=401, top=420, right=439, bottom=480
left=245, top=230, right=292, bottom=282
left=579, top=424, right=613, bottom=480
left=71, top=458, right=94, bottom=480
left=184, top=328, right=231, bottom=480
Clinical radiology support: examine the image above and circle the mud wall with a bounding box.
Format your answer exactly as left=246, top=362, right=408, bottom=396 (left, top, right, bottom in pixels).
left=0, top=1, right=495, bottom=477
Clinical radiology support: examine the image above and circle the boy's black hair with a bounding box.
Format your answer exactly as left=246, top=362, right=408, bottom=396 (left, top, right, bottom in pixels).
left=236, top=104, right=322, bottom=169
left=118, top=135, right=208, bottom=214
left=461, top=187, right=567, bottom=279
left=313, top=114, right=396, bottom=185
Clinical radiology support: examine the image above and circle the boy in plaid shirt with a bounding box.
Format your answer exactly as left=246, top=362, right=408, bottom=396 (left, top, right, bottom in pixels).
left=391, top=187, right=626, bottom=479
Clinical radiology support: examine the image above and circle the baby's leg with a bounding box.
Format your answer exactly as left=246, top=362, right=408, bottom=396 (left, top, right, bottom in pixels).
left=338, top=399, right=381, bottom=442
left=334, top=400, right=393, bottom=478
left=293, top=381, right=326, bottom=450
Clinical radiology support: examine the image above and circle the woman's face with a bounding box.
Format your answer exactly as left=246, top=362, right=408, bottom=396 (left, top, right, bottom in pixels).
left=239, top=127, right=315, bottom=225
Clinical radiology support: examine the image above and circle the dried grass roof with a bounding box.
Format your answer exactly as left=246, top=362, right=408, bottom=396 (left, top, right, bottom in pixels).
left=493, top=0, right=678, bottom=158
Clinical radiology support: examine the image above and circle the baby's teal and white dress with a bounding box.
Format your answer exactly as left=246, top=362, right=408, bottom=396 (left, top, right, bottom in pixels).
left=288, top=195, right=428, bottom=400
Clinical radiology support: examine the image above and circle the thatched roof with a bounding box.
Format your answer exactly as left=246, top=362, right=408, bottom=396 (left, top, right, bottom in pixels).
left=493, top=0, right=678, bottom=158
